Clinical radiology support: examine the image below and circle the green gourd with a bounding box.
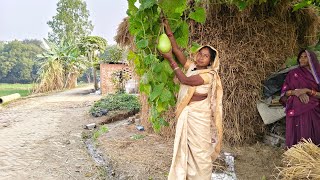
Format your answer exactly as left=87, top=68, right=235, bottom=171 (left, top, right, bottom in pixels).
left=157, top=34, right=172, bottom=53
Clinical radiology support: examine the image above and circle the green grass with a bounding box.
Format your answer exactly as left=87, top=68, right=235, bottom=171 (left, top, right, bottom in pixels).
left=0, top=83, right=33, bottom=97
left=130, top=134, right=145, bottom=140
left=93, top=125, right=109, bottom=140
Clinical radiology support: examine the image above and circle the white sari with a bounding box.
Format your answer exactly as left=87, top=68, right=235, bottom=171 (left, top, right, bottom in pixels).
left=168, top=46, right=223, bottom=180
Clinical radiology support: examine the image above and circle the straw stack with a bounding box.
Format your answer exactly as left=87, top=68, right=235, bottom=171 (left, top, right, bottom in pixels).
left=276, top=139, right=320, bottom=180
left=115, top=2, right=320, bottom=144
left=189, top=3, right=319, bottom=144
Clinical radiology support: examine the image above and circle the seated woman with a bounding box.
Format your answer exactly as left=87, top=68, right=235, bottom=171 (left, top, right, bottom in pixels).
left=280, top=49, right=320, bottom=148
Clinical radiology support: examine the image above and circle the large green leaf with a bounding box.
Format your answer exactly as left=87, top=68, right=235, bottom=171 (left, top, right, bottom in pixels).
left=149, top=83, right=165, bottom=101
left=190, top=42, right=201, bottom=53
left=159, top=0, right=187, bottom=19
left=128, top=17, right=142, bottom=35
left=144, top=54, right=157, bottom=65
left=139, top=0, right=157, bottom=11
left=293, top=0, right=311, bottom=11
left=163, top=60, right=174, bottom=75
left=160, top=88, right=173, bottom=102
left=175, top=22, right=189, bottom=48
left=156, top=101, right=166, bottom=113
left=136, top=39, right=149, bottom=49
left=139, top=83, right=151, bottom=94
left=127, top=0, right=138, bottom=15
left=189, top=7, right=206, bottom=24
left=152, top=62, right=164, bottom=73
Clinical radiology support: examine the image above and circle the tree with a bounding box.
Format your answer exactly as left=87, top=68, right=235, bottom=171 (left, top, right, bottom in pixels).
left=47, top=0, right=93, bottom=44
left=0, top=40, right=43, bottom=83
left=34, top=38, right=85, bottom=92
left=79, top=36, right=107, bottom=90
left=100, top=45, right=126, bottom=63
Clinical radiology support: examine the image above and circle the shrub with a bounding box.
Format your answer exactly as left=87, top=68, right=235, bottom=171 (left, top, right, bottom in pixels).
left=90, top=93, right=140, bottom=115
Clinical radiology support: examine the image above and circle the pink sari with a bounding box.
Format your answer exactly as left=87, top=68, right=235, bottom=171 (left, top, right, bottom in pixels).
left=280, top=50, right=320, bottom=148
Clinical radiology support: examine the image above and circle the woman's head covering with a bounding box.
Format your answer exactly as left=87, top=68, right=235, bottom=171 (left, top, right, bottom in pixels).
left=196, top=45, right=220, bottom=72
left=304, top=50, right=320, bottom=85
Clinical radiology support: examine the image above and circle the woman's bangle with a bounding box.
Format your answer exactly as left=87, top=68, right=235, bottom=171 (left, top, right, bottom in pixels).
left=171, top=62, right=178, bottom=67
left=310, top=89, right=317, bottom=96
left=173, top=67, right=179, bottom=71
left=167, top=33, right=173, bottom=37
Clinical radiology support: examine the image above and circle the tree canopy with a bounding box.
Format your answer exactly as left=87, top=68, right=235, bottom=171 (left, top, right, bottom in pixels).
left=0, top=40, right=43, bottom=83
left=100, top=45, right=125, bottom=63
left=47, top=0, right=93, bottom=44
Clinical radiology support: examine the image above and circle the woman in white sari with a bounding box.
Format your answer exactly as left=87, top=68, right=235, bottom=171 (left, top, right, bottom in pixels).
left=161, top=20, right=223, bottom=180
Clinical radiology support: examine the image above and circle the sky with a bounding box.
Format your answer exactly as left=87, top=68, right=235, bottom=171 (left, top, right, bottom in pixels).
left=0, top=0, right=128, bottom=45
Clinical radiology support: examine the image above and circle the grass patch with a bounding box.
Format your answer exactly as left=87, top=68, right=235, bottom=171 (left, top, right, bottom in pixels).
left=0, top=83, right=33, bottom=97
left=93, top=125, right=109, bottom=140
left=90, top=93, right=140, bottom=114
left=131, top=134, right=145, bottom=140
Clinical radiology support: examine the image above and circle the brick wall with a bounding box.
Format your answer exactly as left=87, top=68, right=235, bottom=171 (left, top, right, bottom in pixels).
left=100, top=63, right=137, bottom=95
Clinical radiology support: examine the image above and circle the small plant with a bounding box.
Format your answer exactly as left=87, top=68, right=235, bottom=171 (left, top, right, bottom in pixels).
left=131, top=134, right=145, bottom=140
left=90, top=93, right=140, bottom=116
left=93, top=125, right=109, bottom=140
left=111, top=69, right=130, bottom=93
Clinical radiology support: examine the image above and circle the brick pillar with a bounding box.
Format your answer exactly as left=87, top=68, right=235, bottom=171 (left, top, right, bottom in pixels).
left=100, top=63, right=127, bottom=95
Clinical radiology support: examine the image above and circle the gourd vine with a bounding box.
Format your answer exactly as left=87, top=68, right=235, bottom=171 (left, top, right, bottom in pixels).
left=126, top=0, right=206, bottom=132
left=126, top=0, right=314, bottom=132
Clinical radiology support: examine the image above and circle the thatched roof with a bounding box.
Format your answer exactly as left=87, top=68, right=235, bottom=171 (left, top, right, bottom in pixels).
left=114, top=17, right=134, bottom=48
left=115, top=2, right=320, bottom=144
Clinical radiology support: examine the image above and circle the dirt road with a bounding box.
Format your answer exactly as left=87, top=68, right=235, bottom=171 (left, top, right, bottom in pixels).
left=0, top=86, right=103, bottom=180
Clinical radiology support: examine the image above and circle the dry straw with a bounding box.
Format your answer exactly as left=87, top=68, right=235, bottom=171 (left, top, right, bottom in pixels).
left=33, top=60, right=65, bottom=93
left=276, top=139, right=320, bottom=180
left=189, top=2, right=319, bottom=144
left=114, top=17, right=134, bottom=48
left=115, top=2, right=320, bottom=144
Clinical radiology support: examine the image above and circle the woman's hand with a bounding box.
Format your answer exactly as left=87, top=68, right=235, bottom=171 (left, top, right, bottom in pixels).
left=293, top=88, right=310, bottom=97
left=160, top=48, right=173, bottom=61
left=299, top=94, right=310, bottom=104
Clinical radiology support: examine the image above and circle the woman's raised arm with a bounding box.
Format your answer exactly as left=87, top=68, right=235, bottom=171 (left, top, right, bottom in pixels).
left=163, top=19, right=187, bottom=67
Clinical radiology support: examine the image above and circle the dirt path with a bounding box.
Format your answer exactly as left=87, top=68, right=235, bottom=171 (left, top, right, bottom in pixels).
left=0, top=86, right=103, bottom=180
left=0, top=86, right=285, bottom=180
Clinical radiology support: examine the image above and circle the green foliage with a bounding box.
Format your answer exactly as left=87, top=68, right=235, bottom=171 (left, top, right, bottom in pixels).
left=0, top=40, right=43, bottom=83
left=79, top=36, right=107, bottom=90
left=111, top=70, right=130, bottom=93
left=90, top=93, right=140, bottom=114
left=47, top=0, right=93, bottom=44
left=293, top=0, right=320, bottom=11
left=79, top=36, right=107, bottom=54
left=127, top=0, right=207, bottom=132
left=100, top=45, right=125, bottom=63
left=34, top=38, right=85, bottom=92
left=93, top=125, right=109, bottom=140
left=127, top=0, right=320, bottom=132
left=285, top=56, right=298, bottom=68
left=189, top=7, right=206, bottom=24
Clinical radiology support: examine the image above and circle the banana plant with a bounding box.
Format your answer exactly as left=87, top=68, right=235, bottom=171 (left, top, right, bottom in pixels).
left=79, top=36, right=107, bottom=90
left=35, top=38, right=86, bottom=92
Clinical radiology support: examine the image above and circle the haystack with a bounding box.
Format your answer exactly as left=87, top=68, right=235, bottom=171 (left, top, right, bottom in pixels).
left=115, top=2, right=320, bottom=144
left=114, top=17, right=134, bottom=48
left=276, top=139, right=320, bottom=179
